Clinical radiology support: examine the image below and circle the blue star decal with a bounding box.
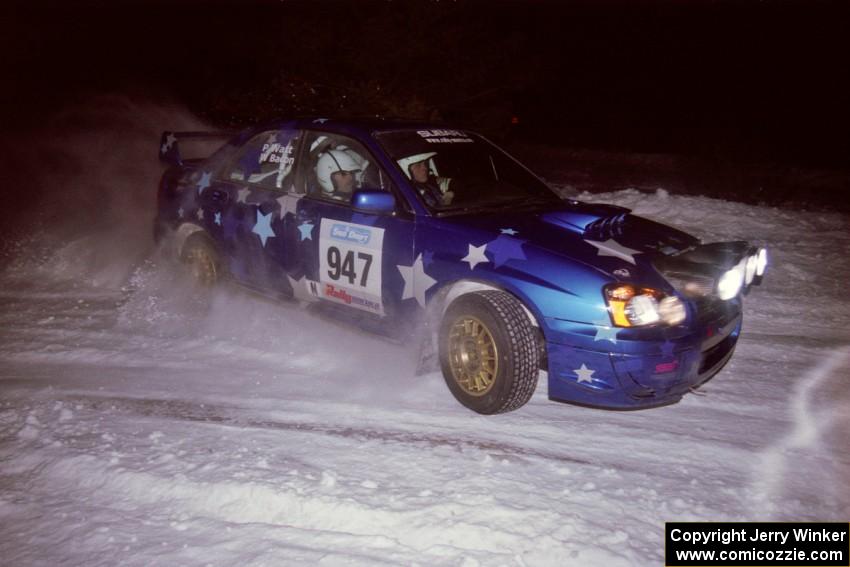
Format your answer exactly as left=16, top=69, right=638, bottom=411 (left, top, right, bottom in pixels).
left=197, top=171, right=212, bottom=194
left=660, top=340, right=676, bottom=357
left=486, top=235, right=527, bottom=268
left=214, top=212, right=222, bottom=226
left=422, top=250, right=435, bottom=268
left=252, top=210, right=275, bottom=247
left=592, top=320, right=619, bottom=344
left=500, top=228, right=519, bottom=235
left=298, top=221, right=314, bottom=241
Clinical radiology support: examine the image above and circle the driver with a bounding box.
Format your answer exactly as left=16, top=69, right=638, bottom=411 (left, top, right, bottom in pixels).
left=315, top=147, right=368, bottom=201
left=397, top=152, right=454, bottom=207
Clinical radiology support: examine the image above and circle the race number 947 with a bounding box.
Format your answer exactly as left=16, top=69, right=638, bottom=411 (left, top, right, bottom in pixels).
left=327, top=246, right=373, bottom=287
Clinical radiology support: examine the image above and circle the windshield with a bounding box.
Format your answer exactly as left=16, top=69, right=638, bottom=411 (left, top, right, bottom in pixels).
left=374, top=129, right=559, bottom=213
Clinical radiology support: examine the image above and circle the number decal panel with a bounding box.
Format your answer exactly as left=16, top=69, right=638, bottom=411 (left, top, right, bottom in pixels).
left=318, top=219, right=385, bottom=315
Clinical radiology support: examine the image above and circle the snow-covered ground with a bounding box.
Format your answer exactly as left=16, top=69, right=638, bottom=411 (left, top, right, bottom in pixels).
left=1, top=100, right=848, bottom=566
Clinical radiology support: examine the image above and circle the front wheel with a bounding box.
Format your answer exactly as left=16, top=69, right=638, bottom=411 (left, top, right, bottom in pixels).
left=439, top=291, right=540, bottom=414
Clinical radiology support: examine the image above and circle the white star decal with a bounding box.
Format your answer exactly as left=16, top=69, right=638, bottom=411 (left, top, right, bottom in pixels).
left=161, top=133, right=177, bottom=154
left=313, top=118, right=329, bottom=124
left=585, top=238, right=642, bottom=265
left=276, top=194, right=301, bottom=220
left=461, top=243, right=489, bottom=270
left=177, top=207, right=184, bottom=218
left=574, top=363, right=595, bottom=384
left=500, top=228, right=518, bottom=235
left=196, top=209, right=204, bottom=221
left=397, top=253, right=437, bottom=308
left=236, top=188, right=251, bottom=204
left=287, top=275, right=320, bottom=303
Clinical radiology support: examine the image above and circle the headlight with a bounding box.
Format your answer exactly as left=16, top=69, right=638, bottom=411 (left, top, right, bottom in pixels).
left=604, top=284, right=685, bottom=327
left=658, top=296, right=686, bottom=325
left=717, top=263, right=745, bottom=300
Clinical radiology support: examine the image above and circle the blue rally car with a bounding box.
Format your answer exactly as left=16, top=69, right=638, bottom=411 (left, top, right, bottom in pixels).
left=155, top=118, right=767, bottom=414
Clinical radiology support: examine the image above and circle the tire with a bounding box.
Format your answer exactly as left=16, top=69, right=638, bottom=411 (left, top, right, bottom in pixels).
left=439, top=291, right=540, bottom=414
left=180, top=232, right=220, bottom=287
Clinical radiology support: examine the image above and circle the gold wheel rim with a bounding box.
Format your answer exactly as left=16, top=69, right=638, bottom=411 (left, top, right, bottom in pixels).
left=186, top=246, right=217, bottom=286
left=447, top=315, right=499, bottom=397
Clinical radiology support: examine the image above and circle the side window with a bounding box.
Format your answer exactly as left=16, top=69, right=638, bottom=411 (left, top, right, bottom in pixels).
left=301, top=131, right=395, bottom=204
left=222, top=129, right=301, bottom=191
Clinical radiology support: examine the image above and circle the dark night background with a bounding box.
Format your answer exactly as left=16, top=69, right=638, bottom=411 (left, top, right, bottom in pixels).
left=3, top=0, right=849, bottom=212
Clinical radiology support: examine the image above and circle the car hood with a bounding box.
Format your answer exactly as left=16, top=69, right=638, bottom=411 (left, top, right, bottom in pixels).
left=439, top=200, right=700, bottom=278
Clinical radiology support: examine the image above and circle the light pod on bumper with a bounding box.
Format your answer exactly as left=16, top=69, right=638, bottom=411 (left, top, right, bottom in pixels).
left=717, top=262, right=745, bottom=300
left=756, top=247, right=768, bottom=277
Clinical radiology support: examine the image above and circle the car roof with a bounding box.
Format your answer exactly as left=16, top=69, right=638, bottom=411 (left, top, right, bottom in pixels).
left=267, top=117, right=460, bottom=138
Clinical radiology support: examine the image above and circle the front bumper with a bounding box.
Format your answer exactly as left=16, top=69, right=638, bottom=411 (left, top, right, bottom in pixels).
left=543, top=301, right=742, bottom=409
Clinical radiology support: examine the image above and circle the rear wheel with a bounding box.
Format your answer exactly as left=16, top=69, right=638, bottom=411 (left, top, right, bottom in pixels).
left=180, top=233, right=220, bottom=287
left=439, top=291, right=539, bottom=414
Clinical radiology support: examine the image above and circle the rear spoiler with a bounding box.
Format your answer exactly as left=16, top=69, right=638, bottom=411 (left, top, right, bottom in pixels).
left=159, top=130, right=233, bottom=167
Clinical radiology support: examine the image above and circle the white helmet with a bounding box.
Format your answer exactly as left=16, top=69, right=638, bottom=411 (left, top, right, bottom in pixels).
left=315, top=148, right=368, bottom=193
left=397, top=152, right=438, bottom=179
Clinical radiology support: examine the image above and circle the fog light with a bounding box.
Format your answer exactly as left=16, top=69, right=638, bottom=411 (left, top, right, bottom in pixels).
left=659, top=296, right=686, bottom=325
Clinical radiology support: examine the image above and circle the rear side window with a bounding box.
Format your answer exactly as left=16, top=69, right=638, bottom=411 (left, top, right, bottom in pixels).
left=222, top=129, right=301, bottom=191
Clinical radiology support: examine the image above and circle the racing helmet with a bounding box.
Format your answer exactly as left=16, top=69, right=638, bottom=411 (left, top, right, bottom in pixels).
left=397, top=152, right=438, bottom=179
left=315, top=147, right=368, bottom=193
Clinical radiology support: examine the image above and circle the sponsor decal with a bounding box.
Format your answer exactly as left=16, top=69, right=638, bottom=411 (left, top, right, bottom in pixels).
left=613, top=268, right=632, bottom=278
left=319, top=219, right=385, bottom=315
left=415, top=129, right=473, bottom=144
left=324, top=284, right=381, bottom=312
left=330, top=223, right=371, bottom=245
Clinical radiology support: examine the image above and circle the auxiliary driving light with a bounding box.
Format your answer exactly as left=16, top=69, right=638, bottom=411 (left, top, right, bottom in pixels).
left=744, top=254, right=757, bottom=285
left=717, top=263, right=745, bottom=300
left=755, top=247, right=768, bottom=276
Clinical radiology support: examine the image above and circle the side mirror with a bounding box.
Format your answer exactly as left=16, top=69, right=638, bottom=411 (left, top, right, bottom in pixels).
left=351, top=190, right=396, bottom=214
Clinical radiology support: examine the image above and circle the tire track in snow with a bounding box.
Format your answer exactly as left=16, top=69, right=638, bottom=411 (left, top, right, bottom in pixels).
left=749, top=346, right=850, bottom=518
left=64, top=394, right=596, bottom=467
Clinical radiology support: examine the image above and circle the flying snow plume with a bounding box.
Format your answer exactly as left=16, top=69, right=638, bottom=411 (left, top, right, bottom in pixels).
left=0, top=93, right=424, bottom=403
left=1, top=94, right=209, bottom=287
